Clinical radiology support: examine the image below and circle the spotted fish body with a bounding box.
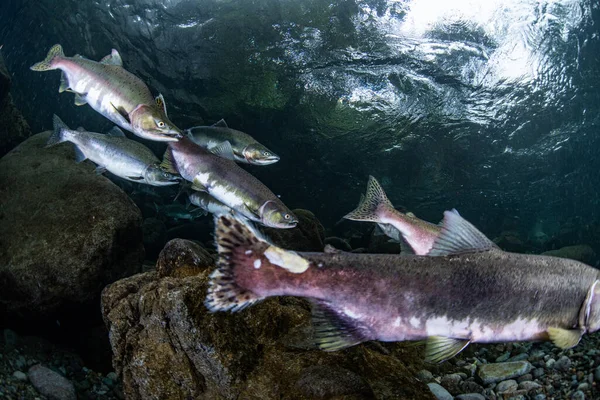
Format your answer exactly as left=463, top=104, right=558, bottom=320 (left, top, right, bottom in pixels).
left=207, top=211, right=600, bottom=363
left=345, top=176, right=441, bottom=255
left=30, top=44, right=181, bottom=142
left=163, top=137, right=297, bottom=228
left=49, top=115, right=180, bottom=186
left=186, top=119, right=280, bottom=165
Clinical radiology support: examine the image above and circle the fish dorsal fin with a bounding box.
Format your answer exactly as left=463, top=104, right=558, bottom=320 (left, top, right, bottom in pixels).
left=311, top=300, right=369, bottom=351
left=100, top=49, right=123, bottom=66
left=324, top=244, right=341, bottom=254
left=547, top=327, right=582, bottom=349
left=425, top=336, right=471, bottom=364
left=107, top=127, right=126, bottom=137
left=428, top=209, right=498, bottom=256
left=212, top=119, right=228, bottom=128
left=74, top=93, right=87, bottom=106
left=209, top=141, right=235, bottom=160
left=155, top=94, right=168, bottom=118
left=160, top=148, right=178, bottom=174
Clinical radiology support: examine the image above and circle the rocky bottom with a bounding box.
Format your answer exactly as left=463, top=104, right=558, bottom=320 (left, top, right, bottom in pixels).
left=0, top=329, right=122, bottom=400
left=421, top=335, right=600, bottom=400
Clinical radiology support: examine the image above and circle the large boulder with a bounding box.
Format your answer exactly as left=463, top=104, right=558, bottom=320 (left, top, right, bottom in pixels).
left=0, top=132, right=144, bottom=319
left=542, top=245, right=597, bottom=265
left=102, top=240, right=433, bottom=400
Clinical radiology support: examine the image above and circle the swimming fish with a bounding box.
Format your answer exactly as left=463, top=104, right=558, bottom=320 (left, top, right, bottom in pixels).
left=206, top=211, right=600, bottom=364
left=186, top=119, right=279, bottom=165
left=155, top=202, right=206, bottom=221
left=188, top=190, right=238, bottom=217
left=48, top=115, right=181, bottom=186
left=30, top=44, right=182, bottom=142
left=344, top=176, right=441, bottom=255
left=162, top=137, right=297, bottom=228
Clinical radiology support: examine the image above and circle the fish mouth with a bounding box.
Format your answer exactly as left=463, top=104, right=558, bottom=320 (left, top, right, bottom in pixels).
left=253, top=155, right=280, bottom=165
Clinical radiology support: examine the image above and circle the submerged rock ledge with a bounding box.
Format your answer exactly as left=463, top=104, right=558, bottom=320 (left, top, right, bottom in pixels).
left=101, top=239, right=433, bottom=400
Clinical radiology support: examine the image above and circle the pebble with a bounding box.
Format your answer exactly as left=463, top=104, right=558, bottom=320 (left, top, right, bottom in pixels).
left=416, top=369, right=434, bottom=382
left=518, top=380, right=541, bottom=391
left=532, top=367, right=545, bottom=379
left=517, top=373, right=533, bottom=382
left=577, top=382, right=590, bottom=391
left=508, top=353, right=529, bottom=362
left=441, top=373, right=463, bottom=395
left=571, top=390, right=585, bottom=400
left=477, top=361, right=533, bottom=384
left=533, top=395, right=546, bottom=400
left=456, top=394, right=485, bottom=400
left=496, top=379, right=518, bottom=393
left=12, top=370, right=27, bottom=381
left=427, top=383, right=453, bottom=400
left=594, top=365, right=600, bottom=381
left=461, top=380, right=483, bottom=393
left=496, top=352, right=511, bottom=362
left=28, top=364, right=77, bottom=400
left=555, top=355, right=572, bottom=371
left=546, top=358, right=556, bottom=369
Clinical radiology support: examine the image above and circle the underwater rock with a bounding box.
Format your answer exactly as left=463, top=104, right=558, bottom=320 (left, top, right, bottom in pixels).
left=542, top=245, right=596, bottom=265
left=156, top=238, right=215, bottom=279
left=0, top=54, right=32, bottom=158
left=0, top=131, right=143, bottom=319
left=28, top=364, right=77, bottom=400
left=324, top=236, right=353, bottom=252
left=102, top=242, right=433, bottom=400
left=477, top=361, right=533, bottom=385
left=262, top=209, right=325, bottom=251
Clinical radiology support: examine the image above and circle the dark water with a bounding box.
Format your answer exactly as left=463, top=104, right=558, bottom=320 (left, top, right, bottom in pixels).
left=1, top=0, right=600, bottom=385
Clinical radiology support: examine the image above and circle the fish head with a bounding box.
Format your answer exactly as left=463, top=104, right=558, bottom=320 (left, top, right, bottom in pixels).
left=130, top=104, right=183, bottom=142
left=144, top=164, right=182, bottom=186
left=585, top=280, right=600, bottom=333
left=260, top=200, right=298, bottom=229
left=243, top=144, right=280, bottom=165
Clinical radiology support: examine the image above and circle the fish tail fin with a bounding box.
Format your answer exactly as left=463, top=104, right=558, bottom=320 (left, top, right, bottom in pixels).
left=30, top=44, right=64, bottom=71
left=205, top=216, right=271, bottom=312
left=344, top=175, right=394, bottom=222
left=47, top=114, right=70, bottom=147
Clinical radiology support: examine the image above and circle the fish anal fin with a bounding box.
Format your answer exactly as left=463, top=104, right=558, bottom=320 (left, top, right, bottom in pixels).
left=311, top=300, right=369, bottom=351
left=212, top=119, right=228, bottom=128
left=100, top=49, right=123, bottom=66
left=74, top=93, right=88, bottom=106
left=160, top=148, right=178, bottom=174
left=94, top=166, right=107, bottom=175
left=428, top=209, right=499, bottom=256
left=59, top=71, right=70, bottom=93
left=209, top=141, right=235, bottom=160
left=74, top=147, right=87, bottom=163
left=547, top=327, right=582, bottom=349
left=425, top=336, right=470, bottom=364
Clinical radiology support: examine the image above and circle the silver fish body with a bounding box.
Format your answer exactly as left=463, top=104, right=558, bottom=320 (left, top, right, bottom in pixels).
left=31, top=44, right=182, bottom=142
left=49, top=115, right=180, bottom=186
left=207, top=211, right=600, bottom=363
left=186, top=119, right=279, bottom=165
left=163, top=137, right=296, bottom=228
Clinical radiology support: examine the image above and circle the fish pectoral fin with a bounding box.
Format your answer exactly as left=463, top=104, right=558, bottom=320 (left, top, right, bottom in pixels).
left=191, top=179, right=208, bottom=192
left=74, top=93, right=88, bottom=106
left=428, top=209, right=499, bottom=256
left=127, top=176, right=144, bottom=181
left=243, top=204, right=261, bottom=220
left=100, top=49, right=123, bottom=66
left=111, top=102, right=131, bottom=124
left=311, top=300, right=369, bottom=351
left=94, top=166, right=107, bottom=175
left=212, top=118, right=228, bottom=128
left=160, top=148, right=178, bottom=174
left=424, top=336, right=470, bottom=364
left=547, top=327, right=582, bottom=349
left=208, top=141, right=236, bottom=160
left=107, top=127, right=126, bottom=137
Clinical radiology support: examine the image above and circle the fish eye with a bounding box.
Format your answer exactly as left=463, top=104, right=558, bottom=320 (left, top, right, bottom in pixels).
left=157, top=121, right=166, bottom=128
left=263, top=151, right=270, bottom=156
left=284, top=214, right=290, bottom=220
